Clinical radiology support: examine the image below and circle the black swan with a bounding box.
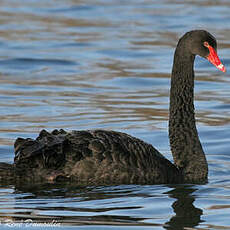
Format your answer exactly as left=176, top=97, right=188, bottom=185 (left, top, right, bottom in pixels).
left=0, top=30, right=226, bottom=185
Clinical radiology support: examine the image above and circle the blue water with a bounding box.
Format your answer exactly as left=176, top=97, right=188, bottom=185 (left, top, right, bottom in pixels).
left=0, top=0, right=230, bottom=229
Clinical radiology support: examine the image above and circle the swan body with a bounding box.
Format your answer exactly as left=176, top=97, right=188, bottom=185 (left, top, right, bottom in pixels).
left=0, top=30, right=225, bottom=185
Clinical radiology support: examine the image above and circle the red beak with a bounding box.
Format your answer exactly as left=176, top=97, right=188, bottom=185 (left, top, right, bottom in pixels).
left=206, top=45, right=226, bottom=72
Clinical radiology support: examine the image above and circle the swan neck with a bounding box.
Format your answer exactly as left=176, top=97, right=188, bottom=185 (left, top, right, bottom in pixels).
left=169, top=46, right=208, bottom=183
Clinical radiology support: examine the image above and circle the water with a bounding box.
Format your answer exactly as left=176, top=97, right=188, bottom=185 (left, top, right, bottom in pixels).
left=0, top=0, right=230, bottom=229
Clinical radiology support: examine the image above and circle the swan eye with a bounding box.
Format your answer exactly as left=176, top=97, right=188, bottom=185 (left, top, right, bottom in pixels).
left=203, top=41, right=209, bottom=47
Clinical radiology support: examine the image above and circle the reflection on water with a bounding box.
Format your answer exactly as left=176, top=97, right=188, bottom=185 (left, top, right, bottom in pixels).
left=165, top=186, right=203, bottom=229
left=0, top=184, right=204, bottom=229
left=0, top=0, right=230, bottom=229
left=1, top=183, right=228, bottom=229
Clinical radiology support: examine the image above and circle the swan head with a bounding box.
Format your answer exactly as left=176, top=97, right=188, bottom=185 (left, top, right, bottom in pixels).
left=184, top=30, right=226, bottom=72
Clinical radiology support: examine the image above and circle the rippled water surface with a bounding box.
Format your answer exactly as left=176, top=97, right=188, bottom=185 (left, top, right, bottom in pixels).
left=0, top=0, right=230, bottom=229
